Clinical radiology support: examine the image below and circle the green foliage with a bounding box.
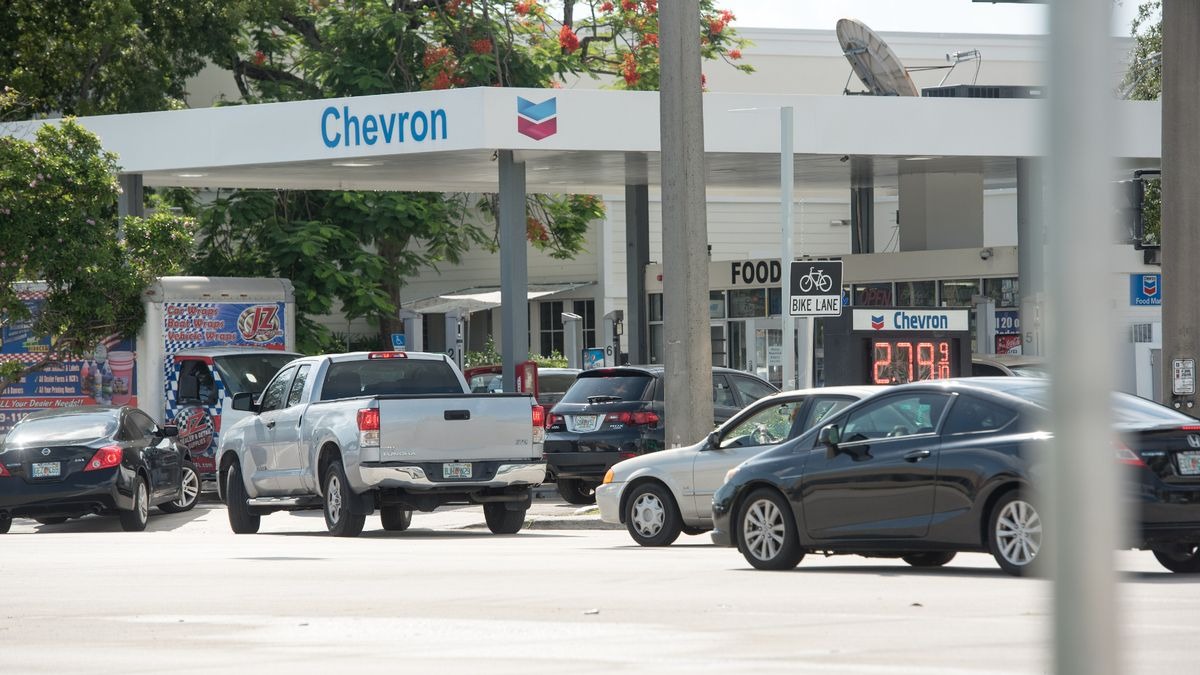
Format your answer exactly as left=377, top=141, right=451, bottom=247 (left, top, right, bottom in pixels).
left=465, top=336, right=567, bottom=368
left=1123, top=2, right=1162, bottom=245
left=0, top=120, right=194, bottom=388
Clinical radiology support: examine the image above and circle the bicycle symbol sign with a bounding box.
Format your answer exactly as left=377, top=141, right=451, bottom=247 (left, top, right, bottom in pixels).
left=788, top=260, right=843, bottom=317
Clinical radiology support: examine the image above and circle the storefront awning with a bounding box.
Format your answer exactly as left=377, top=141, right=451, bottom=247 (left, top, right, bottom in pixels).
left=407, top=282, right=593, bottom=315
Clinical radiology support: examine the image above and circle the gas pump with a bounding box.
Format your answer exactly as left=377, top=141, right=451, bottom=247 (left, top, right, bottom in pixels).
left=562, top=312, right=584, bottom=369
left=444, top=309, right=465, bottom=371
left=603, top=310, right=624, bottom=366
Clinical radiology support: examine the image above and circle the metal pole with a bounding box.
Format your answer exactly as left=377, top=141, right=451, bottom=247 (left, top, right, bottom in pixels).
left=1016, top=158, right=1044, bottom=356
left=1046, top=1, right=1121, bottom=674
left=498, top=150, right=529, bottom=392
left=781, top=107, right=796, bottom=391
left=659, top=0, right=713, bottom=448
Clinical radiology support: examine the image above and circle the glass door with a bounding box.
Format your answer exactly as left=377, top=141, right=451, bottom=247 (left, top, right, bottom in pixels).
left=728, top=319, right=782, bottom=388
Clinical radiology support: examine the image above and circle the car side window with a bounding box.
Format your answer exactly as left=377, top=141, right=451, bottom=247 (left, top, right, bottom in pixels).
left=260, top=367, right=296, bottom=413
left=713, top=375, right=737, bottom=407
left=731, top=375, right=777, bottom=406
left=125, top=411, right=158, bottom=439
left=720, top=400, right=803, bottom=448
left=942, top=394, right=1019, bottom=436
left=799, top=396, right=856, bottom=434
left=841, top=393, right=951, bottom=442
left=286, top=365, right=311, bottom=408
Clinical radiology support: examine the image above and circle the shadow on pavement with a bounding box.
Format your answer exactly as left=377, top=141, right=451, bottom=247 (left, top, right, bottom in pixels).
left=11, top=503, right=213, bottom=534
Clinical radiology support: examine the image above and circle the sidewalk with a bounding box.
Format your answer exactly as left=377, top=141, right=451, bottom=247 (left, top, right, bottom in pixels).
left=414, top=485, right=622, bottom=531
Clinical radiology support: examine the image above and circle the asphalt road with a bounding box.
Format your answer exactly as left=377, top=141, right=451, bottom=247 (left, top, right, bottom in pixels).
left=1, top=499, right=1196, bottom=675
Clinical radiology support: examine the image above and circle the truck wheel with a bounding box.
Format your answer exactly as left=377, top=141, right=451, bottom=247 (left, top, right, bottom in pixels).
left=556, top=478, right=596, bottom=505
left=159, top=461, right=200, bottom=513
left=323, top=461, right=366, bottom=538
left=119, top=477, right=150, bottom=532
left=225, top=462, right=261, bottom=534
left=381, top=506, right=412, bottom=532
left=484, top=503, right=526, bottom=534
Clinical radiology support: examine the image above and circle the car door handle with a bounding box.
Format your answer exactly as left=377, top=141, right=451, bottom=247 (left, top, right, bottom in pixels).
left=265, top=420, right=276, bottom=429
left=903, top=449, right=931, bottom=462
left=444, top=410, right=471, bottom=421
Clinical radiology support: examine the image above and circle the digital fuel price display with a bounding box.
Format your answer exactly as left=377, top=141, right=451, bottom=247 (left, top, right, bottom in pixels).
left=870, top=338, right=957, bottom=385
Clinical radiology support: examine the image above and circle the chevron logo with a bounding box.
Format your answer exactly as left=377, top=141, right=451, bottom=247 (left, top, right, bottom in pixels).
left=517, top=96, right=557, bottom=140
left=870, top=315, right=886, bottom=330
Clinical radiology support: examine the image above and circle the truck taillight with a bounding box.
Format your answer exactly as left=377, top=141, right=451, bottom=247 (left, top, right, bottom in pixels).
left=357, top=408, right=380, bottom=447
left=85, top=445, right=123, bottom=472
left=532, top=405, right=546, bottom=444
left=368, top=352, right=407, bottom=359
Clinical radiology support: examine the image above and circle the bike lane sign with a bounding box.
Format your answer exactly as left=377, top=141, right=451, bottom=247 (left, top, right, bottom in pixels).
left=788, top=260, right=844, bottom=317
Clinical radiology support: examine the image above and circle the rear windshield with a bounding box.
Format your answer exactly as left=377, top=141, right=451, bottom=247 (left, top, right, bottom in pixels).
left=969, top=380, right=1193, bottom=425
left=6, top=413, right=118, bottom=446
left=538, top=372, right=579, bottom=394
left=214, top=353, right=300, bottom=396
left=321, top=359, right=464, bottom=400
left=561, top=374, right=652, bottom=404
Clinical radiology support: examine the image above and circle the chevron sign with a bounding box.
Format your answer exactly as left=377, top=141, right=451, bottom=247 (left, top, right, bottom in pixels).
left=517, top=96, right=557, bottom=140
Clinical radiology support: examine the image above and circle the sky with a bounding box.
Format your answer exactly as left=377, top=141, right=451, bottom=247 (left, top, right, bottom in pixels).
left=718, top=0, right=1146, bottom=36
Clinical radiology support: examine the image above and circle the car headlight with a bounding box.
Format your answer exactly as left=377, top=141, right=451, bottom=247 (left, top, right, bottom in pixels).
left=602, top=469, right=614, bottom=485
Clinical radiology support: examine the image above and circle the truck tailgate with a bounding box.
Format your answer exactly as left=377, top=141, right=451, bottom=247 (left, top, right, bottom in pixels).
left=377, top=395, right=538, bottom=462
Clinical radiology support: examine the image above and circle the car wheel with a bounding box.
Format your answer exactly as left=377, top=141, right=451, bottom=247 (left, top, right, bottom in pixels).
left=225, top=462, right=261, bottom=534
left=0, top=515, right=10, bottom=534
left=1152, top=544, right=1200, bottom=573
left=380, top=506, right=413, bottom=532
left=119, top=476, right=150, bottom=532
left=556, top=478, right=596, bottom=505
left=988, top=492, right=1043, bottom=576
left=323, top=461, right=366, bottom=538
left=35, top=517, right=68, bottom=525
left=625, top=482, right=682, bottom=547
left=902, top=551, right=957, bottom=568
left=484, top=502, right=526, bottom=534
left=736, top=488, right=804, bottom=571
left=159, top=461, right=200, bottom=514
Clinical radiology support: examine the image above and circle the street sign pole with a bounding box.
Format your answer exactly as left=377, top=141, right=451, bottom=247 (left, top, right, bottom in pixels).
left=781, top=106, right=795, bottom=391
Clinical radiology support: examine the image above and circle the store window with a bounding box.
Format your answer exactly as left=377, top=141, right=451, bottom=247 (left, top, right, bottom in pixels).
left=710, top=291, right=726, bottom=319
left=939, top=279, right=981, bottom=307
left=728, top=289, right=766, bottom=318
left=896, top=281, right=937, bottom=307
left=573, top=299, right=596, bottom=348
left=853, top=283, right=893, bottom=307
left=983, top=277, right=1019, bottom=308
left=768, top=287, right=782, bottom=316
left=539, top=302, right=565, bottom=355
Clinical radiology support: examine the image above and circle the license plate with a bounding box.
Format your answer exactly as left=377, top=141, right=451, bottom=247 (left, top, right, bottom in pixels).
left=1178, top=451, right=1200, bottom=476
left=443, top=462, right=472, bottom=479
left=572, top=415, right=600, bottom=432
left=31, top=462, right=61, bottom=478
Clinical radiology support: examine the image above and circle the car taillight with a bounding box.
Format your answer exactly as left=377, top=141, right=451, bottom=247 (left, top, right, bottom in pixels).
left=547, top=413, right=564, bottom=429
left=605, top=411, right=660, bottom=427
left=1114, top=442, right=1147, bottom=468
left=357, top=408, right=380, bottom=448
left=85, top=445, right=123, bottom=472
left=532, top=405, right=546, bottom=444
left=0, top=463, right=10, bottom=477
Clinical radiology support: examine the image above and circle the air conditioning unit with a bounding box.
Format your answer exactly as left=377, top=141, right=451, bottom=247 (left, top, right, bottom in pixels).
left=922, top=85, right=1045, bottom=99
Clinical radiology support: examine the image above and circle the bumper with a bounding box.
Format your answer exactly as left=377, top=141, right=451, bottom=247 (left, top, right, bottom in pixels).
left=358, top=460, right=546, bottom=491
left=595, top=482, right=623, bottom=524
left=542, top=431, right=658, bottom=482
left=710, top=509, right=735, bottom=547
left=0, top=467, right=135, bottom=519
left=709, top=481, right=738, bottom=547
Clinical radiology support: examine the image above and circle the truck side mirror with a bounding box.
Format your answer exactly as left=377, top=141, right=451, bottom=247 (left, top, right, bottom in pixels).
left=232, top=392, right=259, bottom=412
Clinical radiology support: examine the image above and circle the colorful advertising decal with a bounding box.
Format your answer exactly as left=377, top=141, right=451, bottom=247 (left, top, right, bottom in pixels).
left=163, top=302, right=288, bottom=352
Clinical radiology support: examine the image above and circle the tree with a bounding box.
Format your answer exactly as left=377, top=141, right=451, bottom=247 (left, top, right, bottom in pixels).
left=1123, top=1, right=1162, bottom=245
left=0, top=1, right=256, bottom=117
left=190, top=0, right=748, bottom=352
left=0, top=117, right=194, bottom=389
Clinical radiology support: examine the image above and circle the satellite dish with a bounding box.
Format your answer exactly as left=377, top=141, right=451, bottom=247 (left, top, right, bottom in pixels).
left=836, top=18, right=919, bottom=97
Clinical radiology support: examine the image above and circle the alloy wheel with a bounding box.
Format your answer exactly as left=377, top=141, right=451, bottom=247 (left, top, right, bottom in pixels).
left=327, top=474, right=343, bottom=524
left=174, top=466, right=199, bottom=509
left=136, top=482, right=148, bottom=522
left=743, top=498, right=787, bottom=562
left=994, top=499, right=1042, bottom=567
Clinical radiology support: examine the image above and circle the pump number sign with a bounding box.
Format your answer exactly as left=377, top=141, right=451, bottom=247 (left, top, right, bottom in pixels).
left=788, top=260, right=843, bottom=316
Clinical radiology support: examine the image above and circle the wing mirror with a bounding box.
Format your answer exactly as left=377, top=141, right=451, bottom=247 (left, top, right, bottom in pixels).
left=705, top=431, right=719, bottom=450
left=232, top=392, right=260, bottom=412
left=157, top=424, right=179, bottom=438
left=818, top=423, right=841, bottom=458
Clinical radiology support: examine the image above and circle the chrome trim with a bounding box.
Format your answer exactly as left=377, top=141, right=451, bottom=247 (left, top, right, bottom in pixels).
left=358, top=462, right=546, bottom=489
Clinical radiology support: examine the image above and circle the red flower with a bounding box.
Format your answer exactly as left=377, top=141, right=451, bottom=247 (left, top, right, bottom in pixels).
left=621, top=0, right=636, bottom=11
left=432, top=71, right=452, bottom=90
left=252, top=50, right=266, bottom=65
left=600, top=1, right=614, bottom=11
left=642, top=32, right=658, bottom=47
left=709, top=17, right=726, bottom=34
left=643, top=0, right=657, bottom=12
left=559, top=25, right=580, bottom=53
left=720, top=9, right=735, bottom=22
left=622, top=53, right=639, bottom=86
left=472, top=38, right=493, bottom=54
left=701, top=73, right=708, bottom=89
left=423, top=45, right=451, bottom=68
left=515, top=1, right=531, bottom=15
left=728, top=48, right=741, bottom=60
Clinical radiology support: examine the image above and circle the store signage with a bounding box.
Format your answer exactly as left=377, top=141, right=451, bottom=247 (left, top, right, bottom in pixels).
left=995, top=310, right=1020, bottom=335
left=788, top=260, right=843, bottom=316
left=517, top=97, right=558, bottom=140
left=1129, top=273, right=1162, bottom=306
left=730, top=260, right=782, bottom=286
left=852, top=309, right=969, bottom=332
left=321, top=105, right=448, bottom=148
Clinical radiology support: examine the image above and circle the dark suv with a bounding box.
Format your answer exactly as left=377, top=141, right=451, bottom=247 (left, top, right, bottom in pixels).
left=543, top=366, right=778, bottom=504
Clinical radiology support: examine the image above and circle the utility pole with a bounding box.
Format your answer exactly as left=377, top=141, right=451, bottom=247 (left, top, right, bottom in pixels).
left=659, top=0, right=713, bottom=447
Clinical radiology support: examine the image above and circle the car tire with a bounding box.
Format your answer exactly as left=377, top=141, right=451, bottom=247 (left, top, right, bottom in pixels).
left=987, top=492, right=1043, bottom=576
left=380, top=506, right=413, bottom=532
left=0, top=515, right=10, bottom=534
left=556, top=478, right=596, bottom=505
left=624, top=482, right=682, bottom=547
left=35, top=517, right=68, bottom=525
left=119, top=476, right=150, bottom=532
left=484, top=502, right=526, bottom=534
left=225, top=462, right=261, bottom=535
left=1152, top=545, right=1200, bottom=573
left=902, top=551, right=957, bottom=568
left=736, top=488, right=805, bottom=571
left=159, top=461, right=200, bottom=514
left=323, top=461, right=366, bottom=538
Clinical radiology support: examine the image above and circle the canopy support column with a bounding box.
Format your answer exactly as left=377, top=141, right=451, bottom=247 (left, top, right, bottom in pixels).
left=499, top=150, right=528, bottom=392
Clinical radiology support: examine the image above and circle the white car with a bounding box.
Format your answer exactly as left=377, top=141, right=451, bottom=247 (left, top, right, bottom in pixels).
left=596, top=385, right=882, bottom=546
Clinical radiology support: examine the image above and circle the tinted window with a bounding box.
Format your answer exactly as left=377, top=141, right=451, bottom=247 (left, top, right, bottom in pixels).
left=842, top=393, right=951, bottom=442
left=126, top=410, right=159, bottom=438
left=969, top=381, right=1193, bottom=424
left=6, top=413, right=118, bottom=446
left=720, top=400, right=802, bottom=448
left=260, top=367, right=296, bottom=412
left=287, top=365, right=311, bottom=407
left=561, top=374, right=652, bottom=404
left=800, top=396, right=856, bottom=432
left=943, top=395, right=1018, bottom=435
left=713, top=375, right=737, bottom=407
left=730, top=375, right=777, bottom=405
left=214, top=353, right=299, bottom=396
left=321, top=359, right=464, bottom=400
left=972, top=363, right=1006, bottom=377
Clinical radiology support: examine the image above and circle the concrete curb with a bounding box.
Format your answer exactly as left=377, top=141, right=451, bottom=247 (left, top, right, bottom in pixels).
left=461, top=515, right=623, bottom=531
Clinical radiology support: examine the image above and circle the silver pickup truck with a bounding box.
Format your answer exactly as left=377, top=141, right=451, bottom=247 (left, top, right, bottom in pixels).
left=216, top=351, right=546, bottom=537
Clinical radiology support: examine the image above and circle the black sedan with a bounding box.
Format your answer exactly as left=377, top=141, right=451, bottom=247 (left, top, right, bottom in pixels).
left=711, top=378, right=1200, bottom=576
left=0, top=406, right=198, bottom=533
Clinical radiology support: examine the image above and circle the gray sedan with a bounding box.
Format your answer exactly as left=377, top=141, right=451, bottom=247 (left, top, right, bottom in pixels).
left=596, top=385, right=882, bottom=546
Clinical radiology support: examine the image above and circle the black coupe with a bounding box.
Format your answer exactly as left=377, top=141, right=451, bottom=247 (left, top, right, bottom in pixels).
left=0, top=406, right=199, bottom=533
left=711, top=378, right=1200, bottom=575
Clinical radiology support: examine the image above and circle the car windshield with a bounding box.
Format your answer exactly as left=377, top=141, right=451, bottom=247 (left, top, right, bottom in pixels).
left=214, top=353, right=300, bottom=396
left=6, top=413, right=117, bottom=446
left=560, top=374, right=651, bottom=404
left=967, top=380, right=1193, bottom=425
